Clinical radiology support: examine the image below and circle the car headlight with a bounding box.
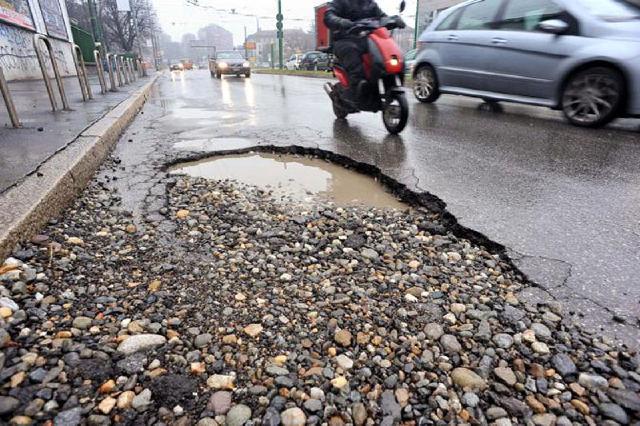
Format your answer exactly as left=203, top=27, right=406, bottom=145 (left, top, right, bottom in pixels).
left=243, top=62, right=250, bottom=68
left=178, top=64, right=184, bottom=69
left=219, top=62, right=228, bottom=69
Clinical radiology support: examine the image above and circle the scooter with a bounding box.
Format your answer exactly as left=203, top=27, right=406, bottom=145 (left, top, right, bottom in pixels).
left=324, top=3, right=409, bottom=135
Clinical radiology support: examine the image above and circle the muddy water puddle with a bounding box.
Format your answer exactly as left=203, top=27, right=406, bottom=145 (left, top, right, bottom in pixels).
left=170, top=153, right=408, bottom=209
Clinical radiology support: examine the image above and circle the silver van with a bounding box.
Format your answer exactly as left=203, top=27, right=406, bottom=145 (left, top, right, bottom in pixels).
left=413, top=0, right=640, bottom=127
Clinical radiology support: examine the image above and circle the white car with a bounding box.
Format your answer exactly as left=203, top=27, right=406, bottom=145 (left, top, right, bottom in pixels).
left=285, top=54, right=303, bottom=70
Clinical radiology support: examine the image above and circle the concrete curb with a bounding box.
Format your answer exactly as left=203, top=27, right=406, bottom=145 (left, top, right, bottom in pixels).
left=0, top=75, right=159, bottom=261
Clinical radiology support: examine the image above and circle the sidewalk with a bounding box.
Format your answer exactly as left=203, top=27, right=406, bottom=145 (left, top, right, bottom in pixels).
left=0, top=71, right=157, bottom=260
left=0, top=73, right=152, bottom=193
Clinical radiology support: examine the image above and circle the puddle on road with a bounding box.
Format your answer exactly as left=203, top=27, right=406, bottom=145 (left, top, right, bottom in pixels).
left=170, top=153, right=408, bottom=209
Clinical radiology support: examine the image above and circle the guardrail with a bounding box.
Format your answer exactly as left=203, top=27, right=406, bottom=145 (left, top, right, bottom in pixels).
left=0, top=66, right=20, bottom=127
left=93, top=49, right=107, bottom=95
left=33, top=34, right=69, bottom=111
left=73, top=44, right=93, bottom=101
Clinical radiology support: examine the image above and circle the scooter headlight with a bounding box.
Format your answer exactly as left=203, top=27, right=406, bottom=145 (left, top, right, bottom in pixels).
left=389, top=56, right=400, bottom=67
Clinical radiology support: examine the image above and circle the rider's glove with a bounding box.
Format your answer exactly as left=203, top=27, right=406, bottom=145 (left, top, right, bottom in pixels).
left=395, top=17, right=407, bottom=29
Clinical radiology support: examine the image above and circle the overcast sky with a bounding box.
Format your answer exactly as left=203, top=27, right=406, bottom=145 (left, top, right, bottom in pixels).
left=153, top=0, right=417, bottom=44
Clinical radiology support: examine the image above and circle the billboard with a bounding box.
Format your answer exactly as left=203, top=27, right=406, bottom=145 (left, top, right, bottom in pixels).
left=39, top=0, right=68, bottom=39
left=0, top=0, right=35, bottom=30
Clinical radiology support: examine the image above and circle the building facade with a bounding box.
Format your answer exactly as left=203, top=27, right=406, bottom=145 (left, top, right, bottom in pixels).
left=0, top=0, right=76, bottom=80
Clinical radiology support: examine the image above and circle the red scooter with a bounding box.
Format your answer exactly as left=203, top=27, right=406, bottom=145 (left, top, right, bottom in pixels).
left=324, top=8, right=409, bottom=134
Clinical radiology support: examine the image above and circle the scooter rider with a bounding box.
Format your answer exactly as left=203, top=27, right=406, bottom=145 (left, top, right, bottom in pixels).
left=324, top=0, right=405, bottom=107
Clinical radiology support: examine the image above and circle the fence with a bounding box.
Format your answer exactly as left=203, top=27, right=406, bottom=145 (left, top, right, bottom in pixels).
left=71, top=25, right=96, bottom=64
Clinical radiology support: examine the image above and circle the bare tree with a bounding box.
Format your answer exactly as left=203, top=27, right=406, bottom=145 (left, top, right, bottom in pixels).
left=99, top=0, right=156, bottom=52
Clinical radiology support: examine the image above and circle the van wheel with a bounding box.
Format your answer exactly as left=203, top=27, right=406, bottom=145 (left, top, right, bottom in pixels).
left=413, top=65, right=440, bottom=103
left=562, top=67, right=624, bottom=128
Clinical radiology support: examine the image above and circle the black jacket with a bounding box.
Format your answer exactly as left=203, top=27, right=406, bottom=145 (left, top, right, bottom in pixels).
left=324, top=0, right=386, bottom=41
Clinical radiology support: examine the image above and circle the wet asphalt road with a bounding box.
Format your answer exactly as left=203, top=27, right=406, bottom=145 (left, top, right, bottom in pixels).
left=155, top=70, right=640, bottom=347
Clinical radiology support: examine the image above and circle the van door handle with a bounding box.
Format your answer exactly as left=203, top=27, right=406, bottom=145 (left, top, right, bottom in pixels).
left=447, top=34, right=459, bottom=41
left=492, top=37, right=507, bottom=45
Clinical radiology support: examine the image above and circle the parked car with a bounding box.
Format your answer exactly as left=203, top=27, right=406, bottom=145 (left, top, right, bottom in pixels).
left=404, top=49, right=417, bottom=75
left=412, top=0, right=640, bottom=127
left=299, top=51, right=331, bottom=71
left=209, top=51, right=251, bottom=78
left=286, top=54, right=304, bottom=70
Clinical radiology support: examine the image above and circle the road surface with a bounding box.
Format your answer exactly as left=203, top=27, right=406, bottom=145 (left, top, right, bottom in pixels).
left=155, top=70, right=640, bottom=347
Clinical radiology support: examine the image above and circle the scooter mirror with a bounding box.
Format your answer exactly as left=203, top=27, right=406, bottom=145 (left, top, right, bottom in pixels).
left=399, top=0, right=406, bottom=13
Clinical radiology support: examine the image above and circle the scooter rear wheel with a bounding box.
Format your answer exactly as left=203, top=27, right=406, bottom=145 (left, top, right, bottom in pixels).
left=382, top=92, right=409, bottom=134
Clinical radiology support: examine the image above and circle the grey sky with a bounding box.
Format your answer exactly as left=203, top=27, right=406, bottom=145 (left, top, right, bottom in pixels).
left=154, top=0, right=417, bottom=44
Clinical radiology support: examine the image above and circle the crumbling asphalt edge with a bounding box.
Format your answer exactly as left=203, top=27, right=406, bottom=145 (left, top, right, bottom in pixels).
left=0, top=75, right=159, bottom=261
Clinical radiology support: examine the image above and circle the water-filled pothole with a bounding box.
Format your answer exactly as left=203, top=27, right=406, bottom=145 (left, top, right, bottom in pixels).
left=173, top=138, right=257, bottom=151
left=170, top=153, right=408, bottom=209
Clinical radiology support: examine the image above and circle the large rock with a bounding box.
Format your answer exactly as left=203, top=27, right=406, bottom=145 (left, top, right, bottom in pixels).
left=117, top=334, right=166, bottom=355
left=208, top=391, right=232, bottom=415
left=551, top=353, right=577, bottom=379
left=281, top=407, right=306, bottom=426
left=54, top=407, right=82, bottom=426
left=0, top=396, right=20, bottom=415
left=451, top=368, right=487, bottom=391
left=226, top=404, right=252, bottom=426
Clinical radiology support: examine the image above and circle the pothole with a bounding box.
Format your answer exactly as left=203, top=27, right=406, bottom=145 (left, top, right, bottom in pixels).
left=173, top=138, right=257, bottom=151
left=169, top=153, right=408, bottom=209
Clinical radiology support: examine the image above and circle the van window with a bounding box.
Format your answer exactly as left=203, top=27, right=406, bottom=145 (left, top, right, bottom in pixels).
left=499, top=0, right=564, bottom=31
left=436, top=9, right=461, bottom=30
left=457, top=0, right=503, bottom=30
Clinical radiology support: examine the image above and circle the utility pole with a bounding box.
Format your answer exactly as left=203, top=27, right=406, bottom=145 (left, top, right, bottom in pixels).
left=87, top=0, right=103, bottom=47
left=276, top=0, right=283, bottom=69
left=413, top=0, right=419, bottom=49
left=244, top=26, right=247, bottom=59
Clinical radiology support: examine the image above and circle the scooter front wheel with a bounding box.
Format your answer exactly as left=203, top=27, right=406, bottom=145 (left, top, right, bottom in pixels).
left=382, top=92, right=409, bottom=134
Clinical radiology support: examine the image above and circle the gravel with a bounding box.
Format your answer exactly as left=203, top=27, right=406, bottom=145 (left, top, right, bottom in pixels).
left=0, top=169, right=638, bottom=425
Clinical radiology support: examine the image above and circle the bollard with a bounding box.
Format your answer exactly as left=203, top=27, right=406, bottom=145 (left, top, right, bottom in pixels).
left=93, top=50, right=107, bottom=95
left=0, top=67, right=20, bottom=127
left=73, top=44, right=93, bottom=101
left=33, top=34, right=69, bottom=111
left=106, top=53, right=117, bottom=91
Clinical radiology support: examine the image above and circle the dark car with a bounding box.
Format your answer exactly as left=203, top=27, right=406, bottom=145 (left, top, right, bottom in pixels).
left=209, top=51, right=251, bottom=79
left=299, top=51, right=331, bottom=71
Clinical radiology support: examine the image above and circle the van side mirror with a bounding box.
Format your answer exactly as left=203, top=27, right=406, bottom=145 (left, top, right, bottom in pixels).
left=538, top=19, right=569, bottom=35
left=399, top=1, right=406, bottom=13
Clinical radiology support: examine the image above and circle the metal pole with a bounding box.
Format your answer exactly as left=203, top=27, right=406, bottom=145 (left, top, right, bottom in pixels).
left=277, top=0, right=283, bottom=69
left=413, top=0, right=420, bottom=49
left=0, top=67, right=20, bottom=128
left=87, top=0, right=102, bottom=46
left=244, top=26, right=247, bottom=59
left=94, top=50, right=107, bottom=94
